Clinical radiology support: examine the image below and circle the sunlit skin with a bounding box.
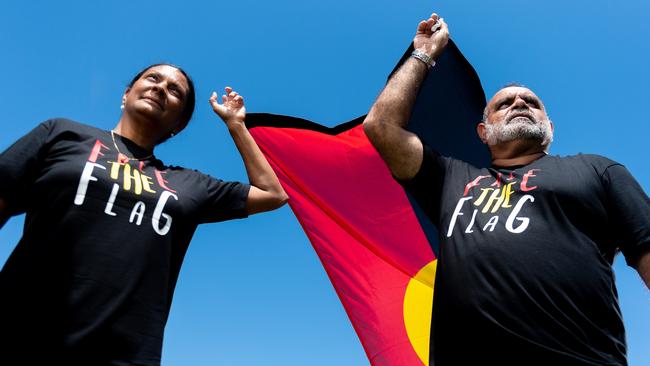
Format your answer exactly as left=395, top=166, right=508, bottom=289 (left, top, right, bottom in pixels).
left=477, top=86, right=554, bottom=167
left=115, top=65, right=190, bottom=150
left=363, top=12, right=449, bottom=180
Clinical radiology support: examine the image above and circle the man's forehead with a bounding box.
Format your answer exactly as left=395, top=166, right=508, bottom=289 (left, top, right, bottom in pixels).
left=489, top=86, right=540, bottom=104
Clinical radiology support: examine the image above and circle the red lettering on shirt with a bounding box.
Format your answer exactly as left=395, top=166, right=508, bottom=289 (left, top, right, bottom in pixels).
left=463, top=175, right=491, bottom=196
left=490, top=172, right=503, bottom=187
left=88, top=139, right=110, bottom=163
left=520, top=169, right=541, bottom=192
left=154, top=169, right=177, bottom=193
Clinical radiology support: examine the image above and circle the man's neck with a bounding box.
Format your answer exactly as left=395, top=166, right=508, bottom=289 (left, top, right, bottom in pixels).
left=490, top=139, right=548, bottom=167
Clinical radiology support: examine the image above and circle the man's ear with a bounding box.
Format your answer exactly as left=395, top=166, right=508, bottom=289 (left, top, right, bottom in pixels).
left=477, top=122, right=488, bottom=144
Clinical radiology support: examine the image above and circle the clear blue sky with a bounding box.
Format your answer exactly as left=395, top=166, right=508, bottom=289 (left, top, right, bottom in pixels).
left=0, top=1, right=648, bottom=365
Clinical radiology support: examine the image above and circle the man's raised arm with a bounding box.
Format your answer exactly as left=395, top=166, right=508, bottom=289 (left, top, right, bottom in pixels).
left=363, top=13, right=449, bottom=180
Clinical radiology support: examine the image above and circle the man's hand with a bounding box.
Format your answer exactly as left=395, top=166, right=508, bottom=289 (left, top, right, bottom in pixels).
left=413, top=13, right=449, bottom=60
left=210, top=86, right=246, bottom=127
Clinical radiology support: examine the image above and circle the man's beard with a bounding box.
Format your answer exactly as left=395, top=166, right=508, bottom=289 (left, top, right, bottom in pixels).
left=484, top=112, right=553, bottom=147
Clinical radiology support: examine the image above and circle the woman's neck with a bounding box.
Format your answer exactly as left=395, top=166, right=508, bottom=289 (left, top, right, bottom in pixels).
left=113, top=117, right=157, bottom=151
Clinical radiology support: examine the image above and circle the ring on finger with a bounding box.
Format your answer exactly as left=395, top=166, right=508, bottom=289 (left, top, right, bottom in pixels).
left=431, top=18, right=443, bottom=32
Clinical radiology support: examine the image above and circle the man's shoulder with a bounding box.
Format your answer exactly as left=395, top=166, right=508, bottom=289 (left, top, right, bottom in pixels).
left=555, top=153, right=618, bottom=165
left=551, top=153, right=621, bottom=175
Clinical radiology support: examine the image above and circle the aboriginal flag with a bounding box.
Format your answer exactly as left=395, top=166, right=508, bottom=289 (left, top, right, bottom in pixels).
left=247, top=40, right=487, bottom=365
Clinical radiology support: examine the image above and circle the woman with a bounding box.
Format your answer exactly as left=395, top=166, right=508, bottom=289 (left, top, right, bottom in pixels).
left=0, top=64, right=288, bottom=365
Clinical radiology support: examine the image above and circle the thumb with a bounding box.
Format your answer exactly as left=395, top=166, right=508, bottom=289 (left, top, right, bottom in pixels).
left=209, top=91, right=218, bottom=104
left=209, top=91, right=222, bottom=111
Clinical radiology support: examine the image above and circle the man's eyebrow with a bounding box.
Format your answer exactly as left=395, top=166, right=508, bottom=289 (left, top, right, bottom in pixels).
left=492, top=95, right=514, bottom=109
left=521, top=94, right=542, bottom=105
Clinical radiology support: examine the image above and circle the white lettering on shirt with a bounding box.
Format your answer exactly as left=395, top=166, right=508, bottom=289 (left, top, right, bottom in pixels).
left=152, top=191, right=178, bottom=236
left=505, top=194, right=534, bottom=234
left=74, top=162, right=106, bottom=205
left=129, top=201, right=146, bottom=226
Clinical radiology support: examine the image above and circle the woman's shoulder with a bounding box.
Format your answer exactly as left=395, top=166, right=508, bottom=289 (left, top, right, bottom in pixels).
left=154, top=163, right=215, bottom=181
left=43, top=118, right=105, bottom=135
left=15, top=118, right=106, bottom=146
left=153, top=163, right=245, bottom=191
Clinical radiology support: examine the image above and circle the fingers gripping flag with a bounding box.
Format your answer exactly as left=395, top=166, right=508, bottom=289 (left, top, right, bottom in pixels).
left=246, top=40, right=487, bottom=365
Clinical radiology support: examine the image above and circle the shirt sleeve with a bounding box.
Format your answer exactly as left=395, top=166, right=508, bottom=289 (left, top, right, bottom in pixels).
left=396, top=143, right=449, bottom=224
left=0, top=120, right=55, bottom=215
left=196, top=174, right=251, bottom=223
left=601, top=163, right=650, bottom=267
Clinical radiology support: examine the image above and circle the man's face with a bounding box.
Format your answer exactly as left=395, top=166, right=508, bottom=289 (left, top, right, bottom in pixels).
left=479, top=86, right=553, bottom=148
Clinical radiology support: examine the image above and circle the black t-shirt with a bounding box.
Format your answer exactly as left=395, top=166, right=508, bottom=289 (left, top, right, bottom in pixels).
left=400, top=144, right=650, bottom=366
left=0, top=119, right=250, bottom=365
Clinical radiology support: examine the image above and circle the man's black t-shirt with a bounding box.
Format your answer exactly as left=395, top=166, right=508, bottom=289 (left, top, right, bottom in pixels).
left=0, top=119, right=250, bottom=365
left=400, top=144, right=650, bottom=366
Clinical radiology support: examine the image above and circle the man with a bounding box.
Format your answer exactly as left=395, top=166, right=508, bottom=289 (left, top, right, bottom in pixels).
left=363, top=12, right=650, bottom=365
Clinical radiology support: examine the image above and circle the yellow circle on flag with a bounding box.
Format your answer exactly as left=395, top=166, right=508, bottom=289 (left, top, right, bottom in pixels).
left=403, top=259, right=437, bottom=366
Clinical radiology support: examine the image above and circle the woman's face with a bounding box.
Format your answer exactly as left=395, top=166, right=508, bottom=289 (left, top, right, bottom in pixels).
left=122, top=65, right=190, bottom=138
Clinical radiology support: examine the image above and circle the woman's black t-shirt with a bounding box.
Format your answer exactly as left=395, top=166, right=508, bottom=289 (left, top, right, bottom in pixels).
left=0, top=119, right=250, bottom=365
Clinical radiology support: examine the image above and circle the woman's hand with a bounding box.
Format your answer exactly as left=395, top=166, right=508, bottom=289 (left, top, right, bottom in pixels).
left=208, top=87, right=288, bottom=214
left=209, top=86, right=246, bottom=126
